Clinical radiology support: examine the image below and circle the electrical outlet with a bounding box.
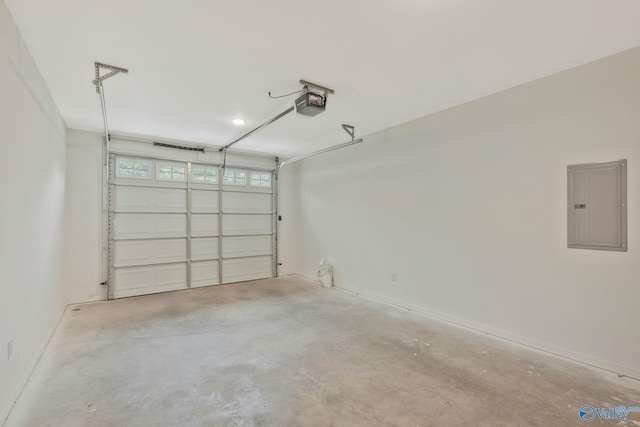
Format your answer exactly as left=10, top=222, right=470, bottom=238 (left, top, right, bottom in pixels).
left=7, top=340, right=13, bottom=361
left=391, top=273, right=397, bottom=282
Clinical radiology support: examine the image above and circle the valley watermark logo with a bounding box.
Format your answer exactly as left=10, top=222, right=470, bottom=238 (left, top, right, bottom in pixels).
left=579, top=404, right=640, bottom=422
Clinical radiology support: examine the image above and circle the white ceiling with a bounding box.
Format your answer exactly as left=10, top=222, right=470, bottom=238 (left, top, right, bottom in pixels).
left=6, top=0, right=640, bottom=157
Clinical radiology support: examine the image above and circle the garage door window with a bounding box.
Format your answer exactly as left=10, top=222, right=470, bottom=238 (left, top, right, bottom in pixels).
left=117, top=159, right=150, bottom=178
left=250, top=173, right=271, bottom=188
left=224, top=169, right=246, bottom=185
left=193, top=167, right=218, bottom=183
left=158, top=164, right=186, bottom=181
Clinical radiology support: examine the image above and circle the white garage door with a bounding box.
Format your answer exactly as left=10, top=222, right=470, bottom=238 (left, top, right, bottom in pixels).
left=108, top=155, right=275, bottom=299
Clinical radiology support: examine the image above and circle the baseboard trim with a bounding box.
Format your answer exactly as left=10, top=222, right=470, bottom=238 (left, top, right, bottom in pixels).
left=295, top=273, right=640, bottom=382
left=1, top=302, right=68, bottom=426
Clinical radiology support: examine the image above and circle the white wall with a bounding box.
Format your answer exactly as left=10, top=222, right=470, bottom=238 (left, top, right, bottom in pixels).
left=64, top=129, right=104, bottom=303
left=277, top=163, right=299, bottom=276
left=286, top=47, right=640, bottom=379
left=0, top=2, right=68, bottom=422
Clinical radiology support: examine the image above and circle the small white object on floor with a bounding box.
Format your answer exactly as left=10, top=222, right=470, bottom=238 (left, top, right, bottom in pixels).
left=318, top=259, right=333, bottom=288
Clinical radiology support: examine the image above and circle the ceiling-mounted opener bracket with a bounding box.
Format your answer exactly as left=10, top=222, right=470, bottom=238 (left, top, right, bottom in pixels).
left=93, top=62, right=129, bottom=93
left=341, top=124, right=355, bottom=142
left=92, top=61, right=128, bottom=142
left=299, top=79, right=335, bottom=95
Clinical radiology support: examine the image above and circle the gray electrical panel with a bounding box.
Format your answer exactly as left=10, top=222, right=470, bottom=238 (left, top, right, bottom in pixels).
left=567, top=160, right=627, bottom=251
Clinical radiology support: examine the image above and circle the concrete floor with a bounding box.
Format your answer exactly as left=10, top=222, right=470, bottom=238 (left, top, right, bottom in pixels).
left=4, top=276, right=639, bottom=427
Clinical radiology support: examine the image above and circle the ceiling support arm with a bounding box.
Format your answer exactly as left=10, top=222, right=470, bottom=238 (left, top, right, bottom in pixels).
left=93, top=62, right=129, bottom=141
left=278, top=125, right=361, bottom=171
left=98, top=81, right=110, bottom=143
left=278, top=138, right=364, bottom=171
left=93, top=62, right=129, bottom=93
left=93, top=61, right=128, bottom=301
left=341, top=124, right=355, bottom=141
left=99, top=80, right=110, bottom=300
left=219, top=106, right=295, bottom=152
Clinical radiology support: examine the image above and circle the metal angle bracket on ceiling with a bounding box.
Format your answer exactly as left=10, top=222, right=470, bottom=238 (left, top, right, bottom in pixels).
left=341, top=124, right=355, bottom=141
left=93, top=62, right=129, bottom=93
left=92, top=61, right=128, bottom=143
left=299, top=79, right=335, bottom=95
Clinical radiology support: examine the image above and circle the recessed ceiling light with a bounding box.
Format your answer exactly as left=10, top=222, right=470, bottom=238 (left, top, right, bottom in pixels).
left=232, top=118, right=245, bottom=125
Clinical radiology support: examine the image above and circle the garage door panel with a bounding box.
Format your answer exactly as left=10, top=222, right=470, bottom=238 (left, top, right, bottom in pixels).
left=222, top=235, right=272, bottom=258
left=192, top=190, right=219, bottom=213
left=191, top=237, right=219, bottom=260
left=113, top=263, right=187, bottom=298
left=222, top=256, right=273, bottom=284
left=191, top=182, right=219, bottom=191
left=222, top=214, right=272, bottom=236
left=191, top=214, right=219, bottom=237
left=191, top=260, right=220, bottom=288
left=114, top=213, right=187, bottom=240
left=109, top=157, right=275, bottom=299
left=113, top=186, right=186, bottom=213
left=113, top=239, right=186, bottom=267
left=222, top=192, right=272, bottom=214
